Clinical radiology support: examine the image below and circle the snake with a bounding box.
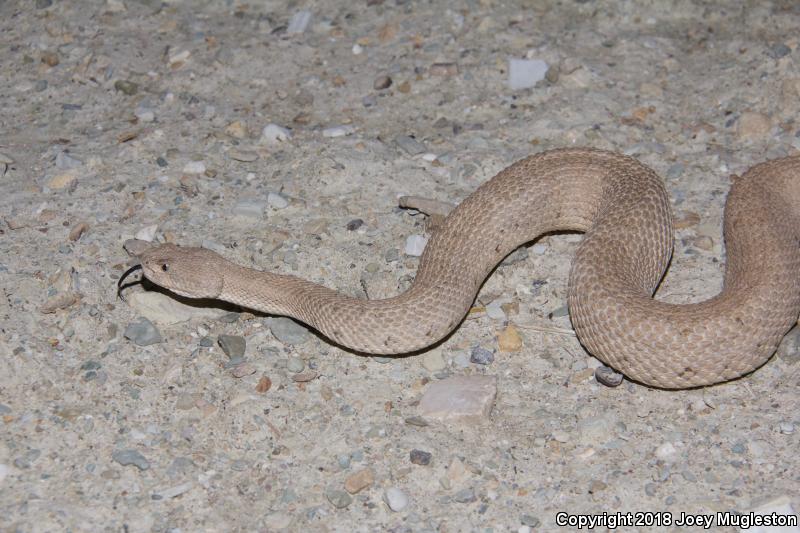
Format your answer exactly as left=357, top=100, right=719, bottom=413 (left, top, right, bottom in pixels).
left=119, top=148, right=800, bottom=389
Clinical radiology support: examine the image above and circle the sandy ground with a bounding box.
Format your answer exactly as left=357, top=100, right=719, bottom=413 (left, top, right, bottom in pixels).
left=1, top=0, right=799, bottom=531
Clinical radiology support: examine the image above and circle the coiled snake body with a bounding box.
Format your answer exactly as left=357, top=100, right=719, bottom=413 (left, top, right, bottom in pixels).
left=130, top=148, right=800, bottom=389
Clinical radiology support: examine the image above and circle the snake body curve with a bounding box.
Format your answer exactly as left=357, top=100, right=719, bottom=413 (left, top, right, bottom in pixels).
left=135, top=148, right=800, bottom=388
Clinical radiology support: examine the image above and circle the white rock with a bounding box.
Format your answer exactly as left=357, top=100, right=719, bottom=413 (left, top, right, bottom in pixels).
left=261, top=123, right=292, bottom=143
left=322, top=125, right=355, bottom=138
left=127, top=292, right=231, bottom=326
left=287, top=10, right=312, bottom=34
left=418, top=375, right=497, bottom=421
left=168, top=50, right=191, bottom=66
left=485, top=299, right=507, bottom=320
left=420, top=348, right=446, bottom=372
left=531, top=243, right=547, bottom=255
left=508, top=58, right=548, bottom=90
left=135, top=107, right=155, bottom=123
left=779, top=422, right=795, bottom=434
left=404, top=234, right=428, bottom=256
left=384, top=487, right=409, bottom=512
left=655, top=442, right=678, bottom=461
left=0, top=464, right=8, bottom=485
left=233, top=199, right=266, bottom=219
left=746, top=496, right=799, bottom=533
left=183, top=161, right=206, bottom=174
left=352, top=43, right=364, bottom=55
left=134, top=224, right=158, bottom=242
left=267, top=192, right=289, bottom=209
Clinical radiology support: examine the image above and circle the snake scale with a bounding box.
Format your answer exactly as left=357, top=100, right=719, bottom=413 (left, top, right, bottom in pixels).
left=126, top=148, right=800, bottom=389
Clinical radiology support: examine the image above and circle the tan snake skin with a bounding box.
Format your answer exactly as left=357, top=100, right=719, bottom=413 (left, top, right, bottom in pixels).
left=135, top=148, right=800, bottom=388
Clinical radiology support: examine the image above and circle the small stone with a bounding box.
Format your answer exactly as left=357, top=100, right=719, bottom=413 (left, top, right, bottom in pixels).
left=508, top=59, right=548, bottom=90
left=218, top=335, right=246, bottom=358
left=56, top=151, right=82, bottom=169
left=322, top=125, right=355, bottom=138
left=126, top=292, right=230, bottom=326
left=134, top=224, right=158, bottom=242
left=521, top=515, right=540, bottom=527
left=452, top=352, right=470, bottom=369
left=114, top=80, right=139, bottom=95
left=373, top=75, right=392, bottom=90
left=453, top=487, right=477, bottom=503
left=134, top=107, right=155, bottom=123
left=655, top=442, right=678, bottom=461
left=229, top=150, right=259, bottom=162
left=470, top=346, right=495, bottom=365
left=346, top=219, right=364, bottom=231
left=292, top=371, right=318, bottom=382
left=268, top=192, right=289, bottom=209
left=287, top=356, right=305, bottom=373
left=255, top=376, right=272, bottom=393
left=497, top=325, right=522, bottom=352
left=397, top=80, right=411, bottom=93
left=287, top=10, right=313, bottom=34
left=384, top=487, right=409, bottom=512
left=344, top=468, right=374, bottom=494
left=409, top=449, right=432, bottom=465
left=674, top=211, right=701, bottom=229
left=112, top=449, right=150, bottom=470
left=266, top=317, right=311, bottom=345
left=261, top=123, right=292, bottom=143
left=485, top=299, right=507, bottom=320
left=39, top=292, right=78, bottom=314
left=47, top=170, right=78, bottom=190
left=777, top=326, right=800, bottom=364
left=405, top=234, right=428, bottom=256
left=168, top=49, right=190, bottom=66
left=68, top=222, right=89, bottom=241
left=588, top=480, right=607, bottom=494
left=231, top=362, right=256, bottom=378
left=767, top=43, right=792, bottom=59
left=420, top=348, right=446, bottom=372
left=325, top=487, right=352, bottom=509
left=418, top=375, right=497, bottom=421
left=225, top=120, right=249, bottom=138
left=779, top=422, right=795, bottom=435
left=384, top=248, right=400, bottom=262
left=182, top=161, right=206, bottom=175
left=595, top=366, right=624, bottom=387
left=124, top=317, right=162, bottom=346
left=429, top=62, right=458, bottom=76
left=737, top=111, right=772, bottom=141
left=232, top=199, right=266, bottom=218
left=394, top=135, right=427, bottom=155
left=152, top=481, right=193, bottom=500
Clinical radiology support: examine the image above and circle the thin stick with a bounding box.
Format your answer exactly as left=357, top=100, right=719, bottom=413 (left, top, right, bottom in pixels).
left=516, top=323, right=577, bottom=336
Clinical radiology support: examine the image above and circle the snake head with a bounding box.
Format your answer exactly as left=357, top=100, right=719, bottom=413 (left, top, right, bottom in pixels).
left=139, top=243, right=225, bottom=299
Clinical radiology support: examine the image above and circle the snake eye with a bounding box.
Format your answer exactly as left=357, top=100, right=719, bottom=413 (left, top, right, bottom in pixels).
left=161, top=263, right=169, bottom=272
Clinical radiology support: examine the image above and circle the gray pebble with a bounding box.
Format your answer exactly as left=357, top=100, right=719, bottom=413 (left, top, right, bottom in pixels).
left=453, top=487, right=477, bottom=503
left=374, top=75, right=393, bottom=90
left=218, top=335, right=246, bottom=358
left=156, top=157, right=168, bottom=167
left=548, top=305, right=569, bottom=318
left=124, top=317, right=162, bottom=346
left=268, top=192, right=289, bottom=209
left=80, top=360, right=101, bottom=371
left=521, top=514, right=540, bottom=527
left=266, top=317, right=311, bottom=345
left=287, top=355, right=305, bottom=373
left=35, top=79, right=48, bottom=92
left=595, top=366, right=624, bottom=387
left=644, top=483, right=657, bottom=496
left=409, top=449, right=432, bottom=465
left=36, top=0, right=52, bottom=8
left=114, top=80, right=139, bottom=95
left=362, top=95, right=377, bottom=107
left=394, top=135, right=427, bottom=156
left=326, top=487, right=352, bottom=509
left=470, top=346, right=495, bottom=365
left=452, top=352, right=470, bottom=369
left=384, top=248, right=400, bottom=262
left=384, top=487, right=409, bottom=512
left=767, top=43, right=791, bottom=59
left=218, top=312, right=241, bottom=324
left=346, top=219, right=364, bottom=231
left=0, top=404, right=11, bottom=414
left=14, top=449, right=40, bottom=469
left=112, top=449, right=150, bottom=470
left=232, top=198, right=266, bottom=219
left=337, top=454, right=351, bottom=469
left=199, top=336, right=214, bottom=347
left=776, top=326, right=800, bottom=364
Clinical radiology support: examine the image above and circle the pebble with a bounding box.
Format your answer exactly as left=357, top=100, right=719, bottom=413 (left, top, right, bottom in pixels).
left=508, top=59, right=548, bottom=90
left=112, top=449, right=150, bottom=470
left=287, top=10, right=312, bottom=34
left=373, top=75, right=392, bottom=90
left=779, top=422, right=795, bottom=435
left=134, top=106, right=155, bottom=123
left=346, top=219, right=364, bottom=231
left=485, top=299, right=507, bottom=320
left=404, top=234, right=428, bottom=256
left=420, top=348, right=446, bottom=372
left=182, top=161, right=206, bottom=175
left=229, top=149, right=259, bottom=162
left=737, top=111, right=772, bottom=141
left=418, top=375, right=497, bottom=421
left=520, top=515, right=540, bottom=528
left=261, top=123, right=292, bottom=143
left=655, top=442, right=678, bottom=461
left=470, top=346, right=494, bottom=365
left=267, top=192, right=289, bottom=209
left=767, top=43, right=792, bottom=59
left=69, top=221, right=89, bottom=241
left=55, top=151, right=82, bottom=169
left=124, top=317, right=162, bottom=346
left=322, top=125, right=355, bottom=138
left=325, top=487, right=352, bottom=509
left=409, top=449, right=432, bottom=465
left=287, top=355, right=305, bottom=373
left=776, top=326, right=800, bottom=364
left=231, top=363, right=256, bottom=378
left=497, top=325, right=522, bottom=352
left=134, top=224, right=158, bottom=242
left=453, top=487, right=477, bottom=503
left=384, top=487, right=409, bottom=512
left=47, top=170, right=77, bottom=190
left=595, top=366, right=624, bottom=387
left=232, top=198, right=266, bottom=218
left=218, top=335, right=246, bottom=358
left=344, top=468, right=374, bottom=494
left=255, top=376, right=272, bottom=393
left=266, top=317, right=311, bottom=345
left=394, top=135, right=427, bottom=155
left=168, top=49, right=190, bottom=66
left=126, top=292, right=229, bottom=326
left=152, top=481, right=193, bottom=500
left=384, top=248, right=400, bottom=262
left=0, top=464, right=7, bottom=485
left=114, top=80, right=139, bottom=95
